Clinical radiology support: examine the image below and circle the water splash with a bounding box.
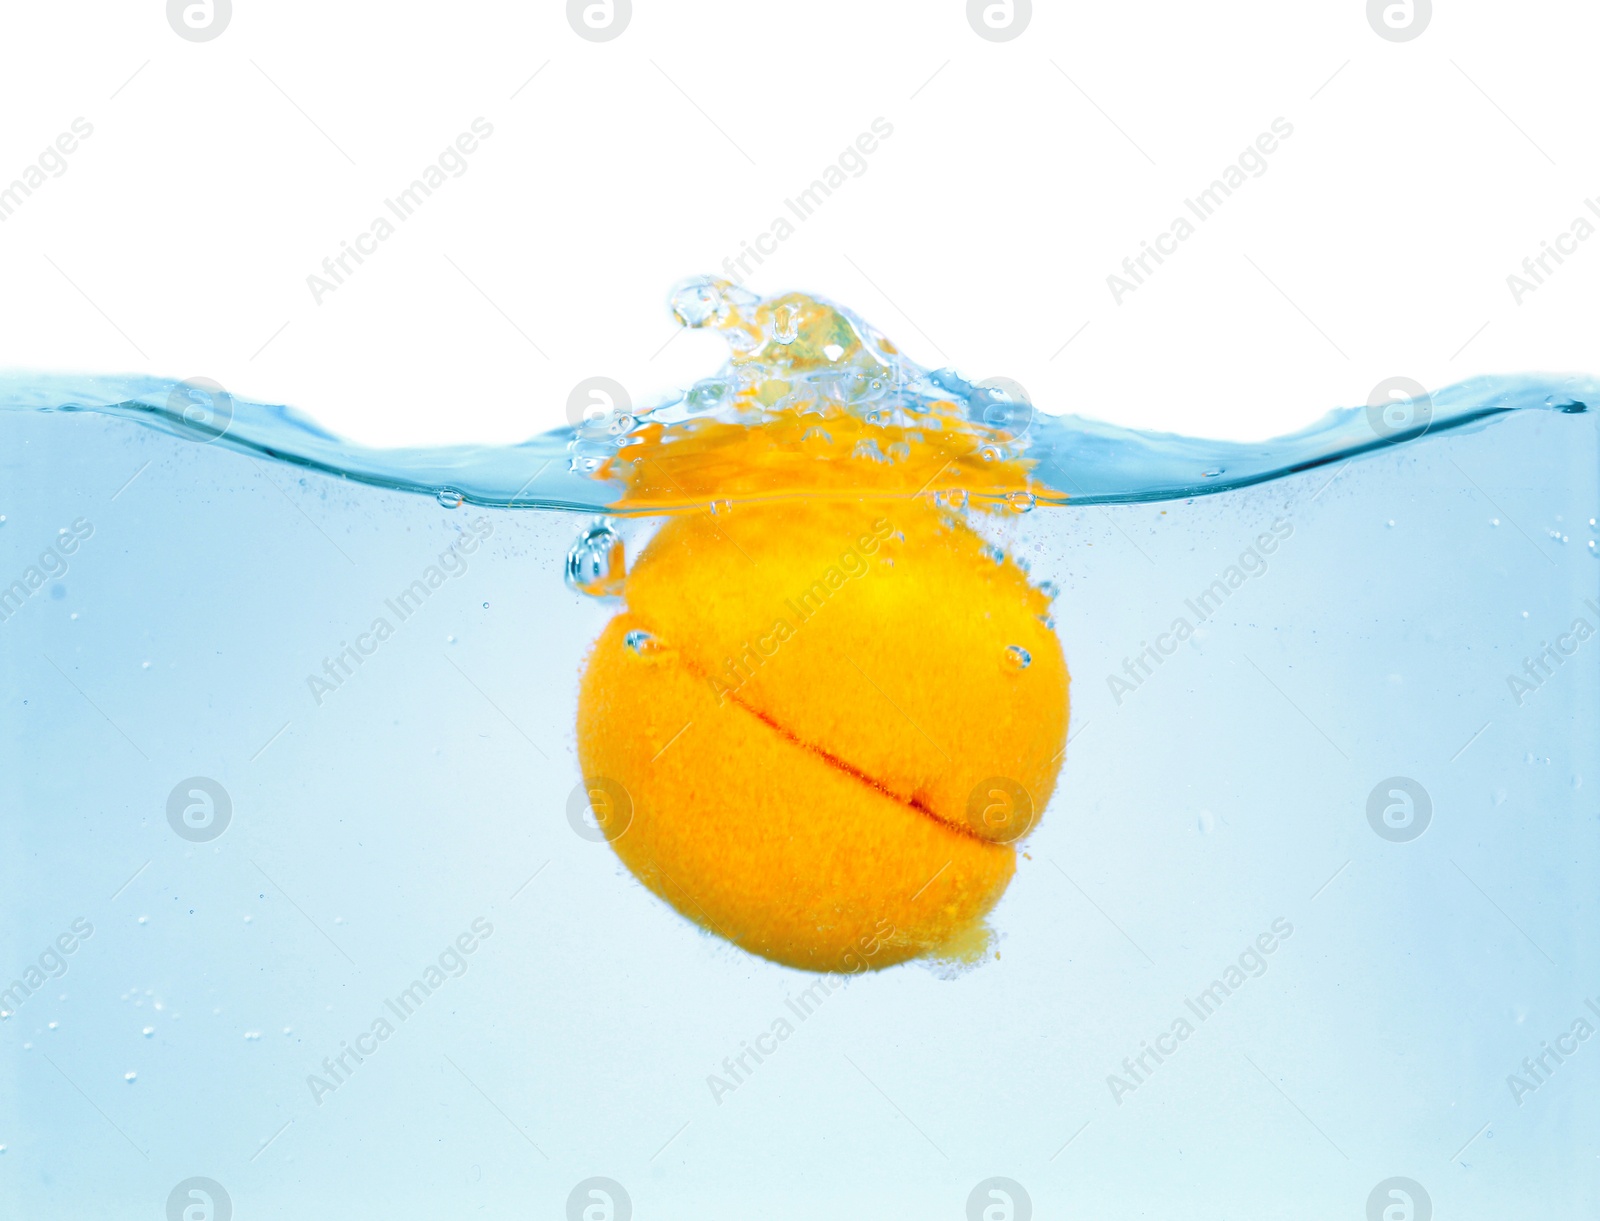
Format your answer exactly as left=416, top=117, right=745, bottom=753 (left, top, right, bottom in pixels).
left=0, top=277, right=1591, bottom=513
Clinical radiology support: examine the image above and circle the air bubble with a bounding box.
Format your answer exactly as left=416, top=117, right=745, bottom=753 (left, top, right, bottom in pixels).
left=1007, top=491, right=1035, bottom=513
left=436, top=489, right=464, bottom=509
left=624, top=629, right=656, bottom=654
left=1004, top=645, right=1032, bottom=671
left=565, top=521, right=626, bottom=598
left=142, top=1026, right=154, bottom=1038
left=124, top=1071, right=137, bottom=1084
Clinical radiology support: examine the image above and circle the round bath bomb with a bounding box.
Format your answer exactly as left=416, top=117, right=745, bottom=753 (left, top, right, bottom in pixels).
left=575, top=499, right=1068, bottom=972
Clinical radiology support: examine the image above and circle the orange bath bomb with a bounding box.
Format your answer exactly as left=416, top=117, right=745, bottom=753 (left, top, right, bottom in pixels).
left=575, top=499, right=1068, bottom=972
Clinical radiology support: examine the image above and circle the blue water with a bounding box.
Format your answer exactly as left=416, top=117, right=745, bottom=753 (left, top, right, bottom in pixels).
left=2, top=287, right=1598, bottom=1218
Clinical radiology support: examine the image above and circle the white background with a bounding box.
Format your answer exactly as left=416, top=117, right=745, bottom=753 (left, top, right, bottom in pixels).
left=0, top=0, right=1595, bottom=448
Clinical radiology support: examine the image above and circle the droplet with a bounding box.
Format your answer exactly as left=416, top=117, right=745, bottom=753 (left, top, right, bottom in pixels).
left=772, top=304, right=801, bottom=345
left=565, top=521, right=626, bottom=597
left=436, top=488, right=464, bottom=509
left=1004, top=645, right=1032, bottom=671
left=670, top=277, right=725, bottom=328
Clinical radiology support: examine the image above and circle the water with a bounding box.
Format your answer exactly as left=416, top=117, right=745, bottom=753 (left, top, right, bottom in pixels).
left=1, top=280, right=1597, bottom=1218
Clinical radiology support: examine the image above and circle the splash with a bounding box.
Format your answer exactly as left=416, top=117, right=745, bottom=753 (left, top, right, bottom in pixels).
left=584, top=278, right=1045, bottom=513
left=0, top=277, right=1592, bottom=512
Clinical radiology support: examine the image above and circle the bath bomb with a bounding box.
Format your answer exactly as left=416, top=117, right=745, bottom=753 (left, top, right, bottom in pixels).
left=576, top=499, right=1068, bottom=972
